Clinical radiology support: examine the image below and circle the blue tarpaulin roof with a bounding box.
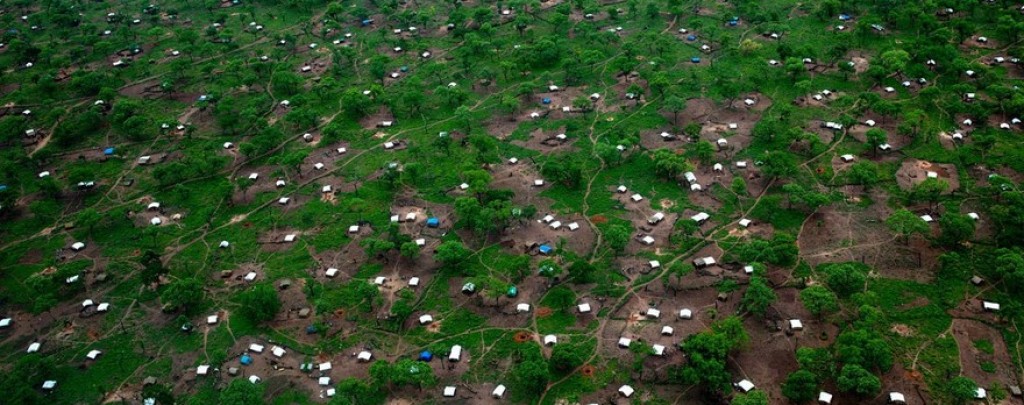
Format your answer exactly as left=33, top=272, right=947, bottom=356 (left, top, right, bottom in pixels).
left=240, top=355, right=252, bottom=365
left=542, top=98, right=551, bottom=104
left=427, top=217, right=440, bottom=227
left=691, top=57, right=702, bottom=63
left=539, top=244, right=552, bottom=254
left=103, top=147, right=115, bottom=155
left=0, top=185, right=7, bottom=192
left=418, top=351, right=433, bottom=361
left=686, top=35, right=696, bottom=41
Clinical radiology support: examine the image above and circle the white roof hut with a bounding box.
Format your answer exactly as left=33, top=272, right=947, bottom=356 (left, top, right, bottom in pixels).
left=735, top=379, right=755, bottom=392
left=492, top=385, right=507, bottom=399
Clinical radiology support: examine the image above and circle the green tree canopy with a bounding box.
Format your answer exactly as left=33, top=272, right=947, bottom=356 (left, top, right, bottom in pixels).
left=238, top=283, right=281, bottom=323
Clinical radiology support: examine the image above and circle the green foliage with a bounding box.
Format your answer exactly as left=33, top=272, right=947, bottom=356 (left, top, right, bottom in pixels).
left=800, top=285, right=839, bottom=317
left=938, top=213, right=976, bottom=248
left=549, top=342, right=587, bottom=374
left=836, top=364, right=881, bottom=397
left=237, top=283, right=281, bottom=324
left=512, top=360, right=550, bottom=396
left=733, top=234, right=799, bottom=266
left=651, top=148, right=691, bottom=180
left=435, top=240, right=472, bottom=268
left=329, top=378, right=386, bottom=405
left=835, top=329, right=894, bottom=373
left=781, top=369, right=819, bottom=403
left=219, top=379, right=265, bottom=405
left=821, top=262, right=868, bottom=298
left=160, top=278, right=205, bottom=315
left=730, top=391, right=769, bottom=405
left=676, top=317, right=749, bottom=393
left=946, top=377, right=979, bottom=404
left=740, top=276, right=776, bottom=317
left=886, top=209, right=930, bottom=244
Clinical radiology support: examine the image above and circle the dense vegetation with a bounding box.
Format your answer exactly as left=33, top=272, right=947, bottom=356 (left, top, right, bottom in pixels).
left=1, top=0, right=1024, bottom=403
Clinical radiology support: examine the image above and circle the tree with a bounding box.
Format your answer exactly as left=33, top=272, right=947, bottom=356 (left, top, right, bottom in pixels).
left=796, top=347, right=835, bottom=381
left=760, top=151, right=798, bottom=180
left=76, top=208, right=103, bottom=236
left=740, top=276, right=776, bottom=317
left=910, top=178, right=948, bottom=210
left=572, top=96, right=593, bottom=112
left=880, top=49, right=910, bottom=74
left=731, top=391, right=769, bottom=405
left=499, top=94, right=519, bottom=120
left=341, top=88, right=374, bottom=117
left=603, top=224, right=631, bottom=253
left=947, top=376, right=979, bottom=404
left=540, top=154, right=584, bottom=189
left=835, top=329, right=894, bottom=373
left=330, top=378, right=385, bottom=405
left=361, top=238, right=396, bottom=258
left=823, top=263, right=867, bottom=298
left=270, top=71, right=304, bottom=96
left=454, top=105, right=473, bottom=134
left=676, top=317, right=749, bottom=394
left=785, top=57, right=806, bottom=82
left=400, top=242, right=420, bottom=260
left=139, top=250, right=167, bottom=285
left=865, top=128, right=888, bottom=156
left=512, top=360, right=550, bottom=396
left=800, top=286, right=838, bottom=317
left=549, top=343, right=587, bottom=374
left=435, top=240, right=472, bottom=267
left=782, top=370, right=820, bottom=403
left=938, top=213, right=975, bottom=248
left=886, top=209, right=930, bottom=245
left=219, top=379, right=264, bottom=405
left=567, top=260, right=596, bottom=284
left=995, top=250, right=1024, bottom=290
left=161, top=278, right=205, bottom=315
left=238, top=283, right=281, bottom=323
left=690, top=140, right=716, bottom=167
left=648, top=71, right=670, bottom=97
left=848, top=161, right=880, bottom=190
left=652, top=149, right=691, bottom=180
left=665, top=95, right=686, bottom=124
left=836, top=364, right=881, bottom=397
